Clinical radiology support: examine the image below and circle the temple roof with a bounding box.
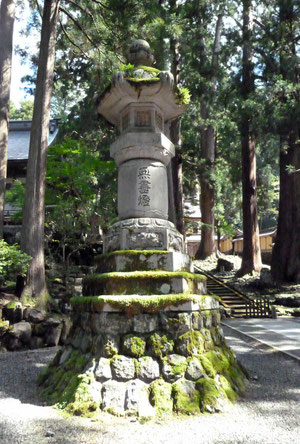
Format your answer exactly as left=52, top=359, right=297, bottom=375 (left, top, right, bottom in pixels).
left=8, top=119, right=59, bottom=161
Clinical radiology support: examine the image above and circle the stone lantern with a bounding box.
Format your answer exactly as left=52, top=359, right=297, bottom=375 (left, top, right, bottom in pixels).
left=38, top=40, right=246, bottom=420
left=97, top=39, right=187, bottom=254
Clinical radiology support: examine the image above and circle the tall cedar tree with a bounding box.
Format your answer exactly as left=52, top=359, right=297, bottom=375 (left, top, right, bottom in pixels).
left=196, top=12, right=224, bottom=259
left=0, top=0, right=16, bottom=238
left=238, top=0, right=262, bottom=275
left=271, top=0, right=300, bottom=282
left=166, top=0, right=184, bottom=234
left=21, top=0, right=60, bottom=302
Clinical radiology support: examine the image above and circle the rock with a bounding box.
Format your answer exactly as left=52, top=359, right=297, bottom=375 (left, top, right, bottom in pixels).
left=3, top=301, right=23, bottom=324
left=3, top=336, right=23, bottom=351
left=59, top=347, right=73, bottom=365
left=111, top=355, right=135, bottom=381
left=7, top=321, right=31, bottom=344
left=59, top=318, right=72, bottom=344
left=172, top=379, right=200, bottom=414
left=44, top=322, right=63, bottom=347
left=137, top=356, right=160, bottom=382
left=102, top=379, right=127, bottom=416
left=216, top=258, right=234, bottom=272
left=162, top=354, right=187, bottom=383
left=95, top=357, right=112, bottom=381
left=29, top=336, right=44, bottom=349
left=260, top=268, right=273, bottom=286
left=133, top=314, right=158, bottom=333
left=0, top=320, right=10, bottom=337
left=125, top=379, right=156, bottom=418
left=148, top=332, right=174, bottom=357
left=23, top=308, right=46, bottom=323
left=91, top=313, right=133, bottom=335
left=93, top=334, right=119, bottom=357
left=185, top=358, right=204, bottom=381
left=160, top=313, right=192, bottom=337
left=123, top=335, right=146, bottom=357
left=175, top=330, right=205, bottom=356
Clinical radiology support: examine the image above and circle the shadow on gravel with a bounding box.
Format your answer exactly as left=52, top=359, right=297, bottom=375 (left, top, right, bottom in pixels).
left=0, top=347, right=59, bottom=406
left=225, top=331, right=300, bottom=423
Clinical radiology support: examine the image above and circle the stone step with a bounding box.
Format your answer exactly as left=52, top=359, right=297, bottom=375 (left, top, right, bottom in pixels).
left=82, top=271, right=207, bottom=297
left=95, top=250, right=193, bottom=273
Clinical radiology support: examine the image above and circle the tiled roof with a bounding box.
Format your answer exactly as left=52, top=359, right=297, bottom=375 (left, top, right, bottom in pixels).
left=8, top=119, right=59, bottom=161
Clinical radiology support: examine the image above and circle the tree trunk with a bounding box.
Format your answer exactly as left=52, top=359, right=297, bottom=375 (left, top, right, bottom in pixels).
left=237, top=0, right=262, bottom=275
left=0, top=0, right=16, bottom=238
left=21, top=0, right=60, bottom=303
left=168, top=1, right=184, bottom=234
left=196, top=14, right=223, bottom=259
left=271, top=0, right=300, bottom=283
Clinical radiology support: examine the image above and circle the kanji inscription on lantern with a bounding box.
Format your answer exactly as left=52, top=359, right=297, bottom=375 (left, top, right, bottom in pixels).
left=137, top=166, right=151, bottom=207
left=136, top=111, right=151, bottom=127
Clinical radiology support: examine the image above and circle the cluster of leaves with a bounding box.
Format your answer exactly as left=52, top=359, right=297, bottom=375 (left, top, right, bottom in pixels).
left=0, top=240, right=31, bottom=286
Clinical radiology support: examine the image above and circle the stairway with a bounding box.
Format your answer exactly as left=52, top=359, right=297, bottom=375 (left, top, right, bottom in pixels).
left=194, top=266, right=271, bottom=318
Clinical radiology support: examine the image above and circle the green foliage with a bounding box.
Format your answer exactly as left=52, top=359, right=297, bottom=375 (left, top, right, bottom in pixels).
left=0, top=240, right=31, bottom=286
left=9, top=100, right=34, bottom=120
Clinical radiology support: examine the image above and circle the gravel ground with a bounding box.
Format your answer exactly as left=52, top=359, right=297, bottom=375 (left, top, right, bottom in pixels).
left=0, top=331, right=299, bottom=444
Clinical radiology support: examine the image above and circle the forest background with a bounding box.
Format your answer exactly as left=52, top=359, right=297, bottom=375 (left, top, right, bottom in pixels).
left=0, top=0, right=299, bottom=304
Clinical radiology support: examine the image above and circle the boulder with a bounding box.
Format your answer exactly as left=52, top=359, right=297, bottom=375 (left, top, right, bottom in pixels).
left=3, top=301, right=23, bottom=324
left=7, top=321, right=31, bottom=344
left=111, top=355, right=135, bottom=381
left=23, top=308, right=46, bottom=323
left=216, top=258, right=234, bottom=272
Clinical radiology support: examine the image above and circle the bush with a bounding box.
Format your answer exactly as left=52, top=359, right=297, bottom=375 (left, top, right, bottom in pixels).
left=0, top=240, right=31, bottom=287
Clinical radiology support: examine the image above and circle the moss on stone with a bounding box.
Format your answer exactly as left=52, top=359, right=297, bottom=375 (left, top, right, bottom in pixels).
left=71, top=294, right=209, bottom=315
left=148, top=332, right=174, bottom=358
left=0, top=320, right=9, bottom=329
left=123, top=334, right=146, bottom=357
left=82, top=270, right=206, bottom=297
left=172, top=380, right=201, bottom=415
left=85, top=270, right=205, bottom=282
left=176, top=330, right=205, bottom=356
left=219, top=375, right=237, bottom=402
left=196, top=377, right=225, bottom=412
left=150, top=378, right=173, bottom=416
left=5, top=301, right=20, bottom=309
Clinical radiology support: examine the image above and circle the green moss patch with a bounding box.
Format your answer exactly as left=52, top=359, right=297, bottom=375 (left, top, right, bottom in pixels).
left=71, top=294, right=209, bottom=315
left=150, top=379, right=173, bottom=416
left=123, top=334, right=146, bottom=357
left=172, top=379, right=201, bottom=415
left=176, top=330, right=205, bottom=356
left=148, top=332, right=174, bottom=357
left=197, top=377, right=227, bottom=413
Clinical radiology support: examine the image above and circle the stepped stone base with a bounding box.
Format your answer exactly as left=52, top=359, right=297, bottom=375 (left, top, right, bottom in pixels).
left=38, top=296, right=247, bottom=418
left=82, top=271, right=206, bottom=296
left=95, top=250, right=193, bottom=273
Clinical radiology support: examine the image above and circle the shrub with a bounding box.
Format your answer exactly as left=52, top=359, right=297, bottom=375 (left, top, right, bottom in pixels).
left=0, top=240, right=31, bottom=287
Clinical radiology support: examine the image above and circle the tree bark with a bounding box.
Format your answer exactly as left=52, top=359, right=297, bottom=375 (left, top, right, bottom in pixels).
left=271, top=0, right=300, bottom=283
left=237, top=0, right=262, bottom=275
left=196, top=13, right=223, bottom=259
left=21, top=0, right=60, bottom=303
left=168, top=0, right=184, bottom=234
left=0, top=0, right=16, bottom=238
